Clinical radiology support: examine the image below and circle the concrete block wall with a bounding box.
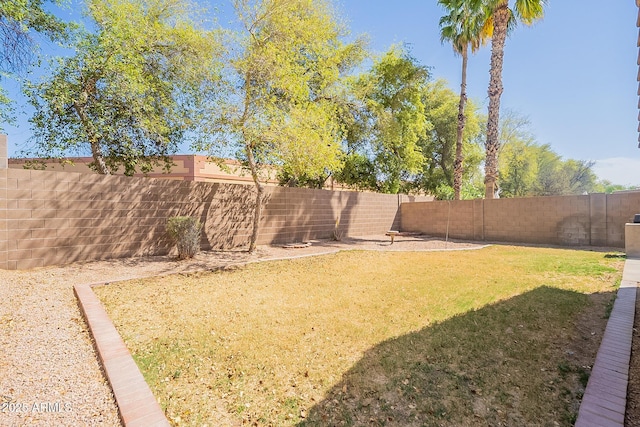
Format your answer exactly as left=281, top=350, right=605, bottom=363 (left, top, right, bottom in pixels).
left=0, top=137, right=7, bottom=270
left=0, top=167, right=415, bottom=270
left=400, top=193, right=640, bottom=248
left=4, top=147, right=639, bottom=270
left=400, top=200, right=475, bottom=239
left=261, top=188, right=413, bottom=243
left=484, top=195, right=592, bottom=246
left=0, top=135, right=7, bottom=169
left=606, top=191, right=640, bottom=247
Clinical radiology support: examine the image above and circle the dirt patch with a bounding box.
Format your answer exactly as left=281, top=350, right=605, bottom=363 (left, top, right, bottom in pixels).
left=626, top=291, right=640, bottom=427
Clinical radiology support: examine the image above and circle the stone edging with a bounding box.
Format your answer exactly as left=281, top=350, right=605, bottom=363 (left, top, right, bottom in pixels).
left=575, top=258, right=640, bottom=426
left=74, top=283, right=170, bottom=427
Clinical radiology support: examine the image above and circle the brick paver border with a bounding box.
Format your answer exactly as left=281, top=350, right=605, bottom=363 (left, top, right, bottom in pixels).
left=575, top=258, right=640, bottom=427
left=75, top=282, right=170, bottom=427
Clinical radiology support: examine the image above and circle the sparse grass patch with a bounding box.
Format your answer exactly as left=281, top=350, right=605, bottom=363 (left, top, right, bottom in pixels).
left=95, top=246, right=623, bottom=426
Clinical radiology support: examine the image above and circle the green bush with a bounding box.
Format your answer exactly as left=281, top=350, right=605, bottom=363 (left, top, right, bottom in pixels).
left=166, top=216, right=202, bottom=260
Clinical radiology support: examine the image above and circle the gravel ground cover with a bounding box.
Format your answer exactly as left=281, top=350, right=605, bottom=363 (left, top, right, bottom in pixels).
left=0, top=235, right=480, bottom=426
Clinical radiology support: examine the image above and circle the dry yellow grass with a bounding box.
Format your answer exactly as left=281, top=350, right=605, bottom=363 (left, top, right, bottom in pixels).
left=95, top=246, right=624, bottom=426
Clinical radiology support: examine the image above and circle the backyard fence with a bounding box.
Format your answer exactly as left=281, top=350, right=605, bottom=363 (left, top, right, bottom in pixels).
left=400, top=193, right=640, bottom=248
left=0, top=158, right=420, bottom=270
left=2, top=136, right=639, bottom=270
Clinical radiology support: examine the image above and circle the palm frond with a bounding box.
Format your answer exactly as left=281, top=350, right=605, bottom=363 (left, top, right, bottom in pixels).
left=438, top=0, right=489, bottom=56
left=514, top=0, right=547, bottom=25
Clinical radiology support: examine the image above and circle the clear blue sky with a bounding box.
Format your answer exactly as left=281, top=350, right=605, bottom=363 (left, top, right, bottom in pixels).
left=335, top=0, right=639, bottom=186
left=3, top=0, right=639, bottom=185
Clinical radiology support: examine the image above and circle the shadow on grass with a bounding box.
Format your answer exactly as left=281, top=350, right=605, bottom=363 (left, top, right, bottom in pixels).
left=299, top=286, right=612, bottom=427
left=604, top=253, right=627, bottom=259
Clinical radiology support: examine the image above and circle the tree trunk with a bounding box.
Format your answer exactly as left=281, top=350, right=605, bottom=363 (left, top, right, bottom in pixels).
left=73, top=96, right=110, bottom=175
left=89, top=140, right=110, bottom=175
left=484, top=0, right=510, bottom=199
left=245, top=140, right=264, bottom=253
left=453, top=46, right=468, bottom=201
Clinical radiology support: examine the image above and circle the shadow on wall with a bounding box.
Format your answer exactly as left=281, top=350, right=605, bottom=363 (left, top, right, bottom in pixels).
left=38, top=174, right=186, bottom=264
left=557, top=214, right=591, bottom=246
left=261, top=188, right=363, bottom=245
left=299, top=286, right=608, bottom=427
left=335, top=191, right=360, bottom=238
left=50, top=177, right=257, bottom=264
left=180, top=182, right=257, bottom=251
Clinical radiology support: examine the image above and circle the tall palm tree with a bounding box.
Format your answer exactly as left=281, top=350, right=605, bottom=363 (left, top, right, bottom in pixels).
left=483, top=0, right=546, bottom=199
left=438, top=0, right=488, bottom=200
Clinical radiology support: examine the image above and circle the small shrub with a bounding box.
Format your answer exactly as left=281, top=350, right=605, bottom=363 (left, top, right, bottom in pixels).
left=166, top=216, right=202, bottom=260
left=331, top=217, right=343, bottom=241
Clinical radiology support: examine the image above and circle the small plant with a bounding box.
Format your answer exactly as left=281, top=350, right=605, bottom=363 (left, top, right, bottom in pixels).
left=166, top=216, right=202, bottom=260
left=331, top=217, right=343, bottom=241
left=557, top=361, right=571, bottom=375
left=577, top=367, right=590, bottom=388
left=603, top=294, right=616, bottom=319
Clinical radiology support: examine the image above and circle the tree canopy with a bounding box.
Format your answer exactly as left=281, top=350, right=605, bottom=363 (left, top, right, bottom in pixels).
left=7, top=0, right=620, bottom=208
left=194, top=0, right=366, bottom=251
left=411, top=79, right=484, bottom=199
left=498, top=111, right=600, bottom=197
left=335, top=45, right=430, bottom=194
left=25, top=0, right=222, bottom=175
left=0, top=0, right=69, bottom=129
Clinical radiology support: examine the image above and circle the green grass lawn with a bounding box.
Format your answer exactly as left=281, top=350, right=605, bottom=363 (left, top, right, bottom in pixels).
left=95, top=245, right=624, bottom=426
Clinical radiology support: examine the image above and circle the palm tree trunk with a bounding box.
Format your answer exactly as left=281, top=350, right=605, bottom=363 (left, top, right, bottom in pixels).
left=484, top=0, right=510, bottom=199
left=453, top=46, right=468, bottom=200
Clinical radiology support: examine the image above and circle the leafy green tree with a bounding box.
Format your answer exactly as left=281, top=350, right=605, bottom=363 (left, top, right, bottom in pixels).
left=499, top=139, right=538, bottom=197
left=531, top=145, right=570, bottom=195
left=483, top=0, right=546, bottom=199
left=25, top=0, right=221, bottom=175
left=496, top=109, right=537, bottom=196
left=195, top=0, right=366, bottom=251
left=532, top=149, right=597, bottom=196
left=354, top=45, right=429, bottom=193
left=501, top=143, right=599, bottom=197
left=333, top=152, right=378, bottom=191
left=0, top=0, right=69, bottom=129
left=497, top=110, right=599, bottom=197
left=561, top=158, right=598, bottom=195
left=409, top=79, right=483, bottom=198
left=593, top=181, right=638, bottom=194
left=500, top=142, right=599, bottom=198
left=438, top=0, right=488, bottom=200
left=330, top=87, right=377, bottom=191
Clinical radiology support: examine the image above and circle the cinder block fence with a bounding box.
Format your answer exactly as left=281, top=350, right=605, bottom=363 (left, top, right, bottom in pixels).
left=400, top=192, right=640, bottom=248
left=2, top=137, right=640, bottom=270
left=0, top=144, right=420, bottom=269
